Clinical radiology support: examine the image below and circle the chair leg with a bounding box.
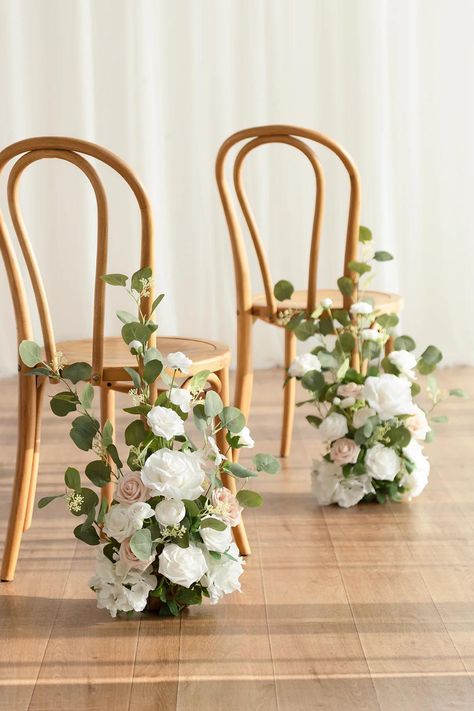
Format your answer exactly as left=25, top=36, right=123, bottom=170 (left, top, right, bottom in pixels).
left=1, top=374, right=38, bottom=581
left=216, top=366, right=251, bottom=556
left=100, top=383, right=116, bottom=505
left=385, top=335, right=395, bottom=354
left=280, top=329, right=296, bottom=458
left=233, top=312, right=254, bottom=463
left=23, top=376, right=47, bottom=531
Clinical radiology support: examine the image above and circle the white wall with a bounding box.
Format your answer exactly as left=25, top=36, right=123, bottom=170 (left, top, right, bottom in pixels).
left=0, top=0, right=473, bottom=376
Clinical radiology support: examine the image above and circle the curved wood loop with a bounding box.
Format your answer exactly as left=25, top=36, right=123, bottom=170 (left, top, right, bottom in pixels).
left=216, top=124, right=361, bottom=314
left=233, top=135, right=325, bottom=319
left=0, top=137, right=154, bottom=381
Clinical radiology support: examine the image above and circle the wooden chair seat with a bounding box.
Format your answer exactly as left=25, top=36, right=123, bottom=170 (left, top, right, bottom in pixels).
left=52, top=335, right=230, bottom=383
left=252, top=289, right=403, bottom=324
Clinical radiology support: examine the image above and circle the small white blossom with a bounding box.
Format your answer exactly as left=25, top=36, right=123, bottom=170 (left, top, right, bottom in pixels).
left=129, top=339, right=143, bottom=354
left=350, top=301, right=373, bottom=316
left=66, top=492, right=84, bottom=513
left=361, top=328, right=380, bottom=341
left=164, top=351, right=192, bottom=373
left=321, top=297, right=333, bottom=309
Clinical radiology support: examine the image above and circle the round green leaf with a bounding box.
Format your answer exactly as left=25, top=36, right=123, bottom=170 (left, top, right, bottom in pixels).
left=85, top=460, right=111, bottom=487
left=101, top=273, right=128, bottom=286
left=200, top=517, right=227, bottom=531
left=236, top=490, right=263, bottom=508
left=19, top=340, right=42, bottom=367
left=220, top=406, right=245, bottom=433
left=253, top=453, right=280, bottom=474
left=64, top=466, right=81, bottom=491
left=62, top=362, right=92, bottom=384
left=204, top=390, right=224, bottom=418
left=274, top=279, right=294, bottom=302
left=359, top=226, right=372, bottom=243
left=374, top=251, right=394, bottom=262
left=130, top=528, right=153, bottom=560
left=394, top=335, right=416, bottom=352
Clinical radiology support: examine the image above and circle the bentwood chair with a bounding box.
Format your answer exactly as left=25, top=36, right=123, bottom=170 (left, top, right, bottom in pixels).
left=216, top=125, right=402, bottom=458
left=0, top=137, right=249, bottom=582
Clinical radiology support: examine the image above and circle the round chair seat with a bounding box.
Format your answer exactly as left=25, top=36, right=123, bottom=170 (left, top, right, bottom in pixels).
left=252, top=288, right=403, bottom=324
left=52, top=335, right=230, bottom=382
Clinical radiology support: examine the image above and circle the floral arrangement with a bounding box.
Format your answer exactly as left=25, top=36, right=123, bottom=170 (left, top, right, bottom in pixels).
left=274, top=226, right=466, bottom=508
left=19, top=268, right=279, bottom=617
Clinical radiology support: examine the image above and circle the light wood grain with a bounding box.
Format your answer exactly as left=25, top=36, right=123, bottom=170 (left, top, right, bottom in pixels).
left=2, top=367, right=474, bottom=710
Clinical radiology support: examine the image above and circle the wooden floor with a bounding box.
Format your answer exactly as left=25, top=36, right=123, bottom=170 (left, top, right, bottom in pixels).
left=1, top=367, right=474, bottom=710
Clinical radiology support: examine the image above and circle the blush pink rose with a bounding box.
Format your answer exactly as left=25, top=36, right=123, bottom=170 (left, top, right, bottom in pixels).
left=119, top=537, right=155, bottom=571
left=337, top=382, right=364, bottom=399
left=330, top=437, right=360, bottom=465
left=211, top=487, right=243, bottom=527
left=115, top=472, right=151, bottom=505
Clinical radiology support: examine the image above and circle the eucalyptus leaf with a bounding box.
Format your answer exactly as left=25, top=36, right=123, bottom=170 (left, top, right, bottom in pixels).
left=301, top=370, right=325, bottom=392
left=101, top=273, right=128, bottom=286
left=189, top=369, right=211, bottom=394
left=116, top=310, right=137, bottom=324
left=74, top=522, right=100, bottom=546
left=359, top=225, right=372, bottom=243
left=80, top=383, right=94, bottom=409
left=236, top=490, right=263, bottom=507
left=204, top=390, right=223, bottom=418
left=348, top=260, right=371, bottom=275
left=19, top=340, right=42, bottom=367
left=125, top=419, right=146, bottom=447
left=85, top=460, right=111, bottom=487
left=337, top=276, right=354, bottom=297
left=122, top=321, right=150, bottom=345
left=130, top=528, right=153, bottom=560
left=62, top=362, right=92, bottom=384
left=226, top=462, right=257, bottom=478
left=64, top=466, right=81, bottom=492
left=200, top=517, right=227, bottom=531
left=38, top=494, right=63, bottom=509
left=449, top=388, right=468, bottom=398
left=131, top=266, right=152, bottom=293
left=374, top=250, right=394, bottom=262
left=143, top=359, right=163, bottom=385
left=273, top=279, right=294, bottom=301
left=253, top=453, right=280, bottom=474
left=102, top=420, right=114, bottom=448
left=394, top=335, right=416, bottom=352
left=220, top=406, right=245, bottom=433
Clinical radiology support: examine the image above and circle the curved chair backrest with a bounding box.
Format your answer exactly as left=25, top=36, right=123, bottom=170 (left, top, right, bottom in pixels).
left=0, top=137, right=154, bottom=383
left=215, top=125, right=361, bottom=318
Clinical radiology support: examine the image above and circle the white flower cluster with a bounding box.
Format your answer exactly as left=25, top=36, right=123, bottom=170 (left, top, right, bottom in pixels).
left=309, top=371, right=431, bottom=508
left=91, top=390, right=252, bottom=616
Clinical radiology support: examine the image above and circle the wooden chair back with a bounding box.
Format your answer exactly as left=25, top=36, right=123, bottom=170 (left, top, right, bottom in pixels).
left=0, top=137, right=154, bottom=383
left=215, top=125, right=361, bottom=317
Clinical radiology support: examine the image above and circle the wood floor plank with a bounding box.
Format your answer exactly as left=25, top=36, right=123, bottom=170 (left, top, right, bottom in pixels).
left=1, top=368, right=474, bottom=710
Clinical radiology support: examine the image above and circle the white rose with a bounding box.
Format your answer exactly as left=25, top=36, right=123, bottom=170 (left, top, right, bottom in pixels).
left=235, top=426, right=255, bottom=448
left=361, top=328, right=380, bottom=341
left=363, top=374, right=415, bottom=420
left=288, top=353, right=322, bottom=378
left=201, top=542, right=244, bottom=604
left=311, top=459, right=342, bottom=505
left=406, top=404, right=431, bottom=441
left=158, top=542, right=208, bottom=588
left=129, top=339, right=143, bottom=354
left=318, top=412, right=348, bottom=442
left=401, top=439, right=430, bottom=498
left=155, top=498, right=186, bottom=527
left=365, top=443, right=401, bottom=481
left=169, top=387, right=193, bottom=413
left=90, top=549, right=157, bottom=617
left=353, top=406, right=376, bottom=429
left=333, top=475, right=374, bottom=508
left=200, top=518, right=233, bottom=553
left=141, top=448, right=205, bottom=500
left=147, top=405, right=185, bottom=439
left=388, top=350, right=417, bottom=381
left=103, top=502, right=153, bottom=543
left=312, top=459, right=373, bottom=508
left=321, top=297, right=333, bottom=309
left=350, top=301, right=373, bottom=315
left=164, top=351, right=192, bottom=373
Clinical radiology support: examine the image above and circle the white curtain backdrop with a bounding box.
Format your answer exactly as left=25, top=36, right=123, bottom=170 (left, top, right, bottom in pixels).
left=0, top=0, right=473, bottom=376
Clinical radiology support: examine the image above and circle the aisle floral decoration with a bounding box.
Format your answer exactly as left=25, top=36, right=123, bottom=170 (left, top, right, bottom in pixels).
left=274, top=226, right=466, bottom=508
left=19, top=268, right=279, bottom=617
